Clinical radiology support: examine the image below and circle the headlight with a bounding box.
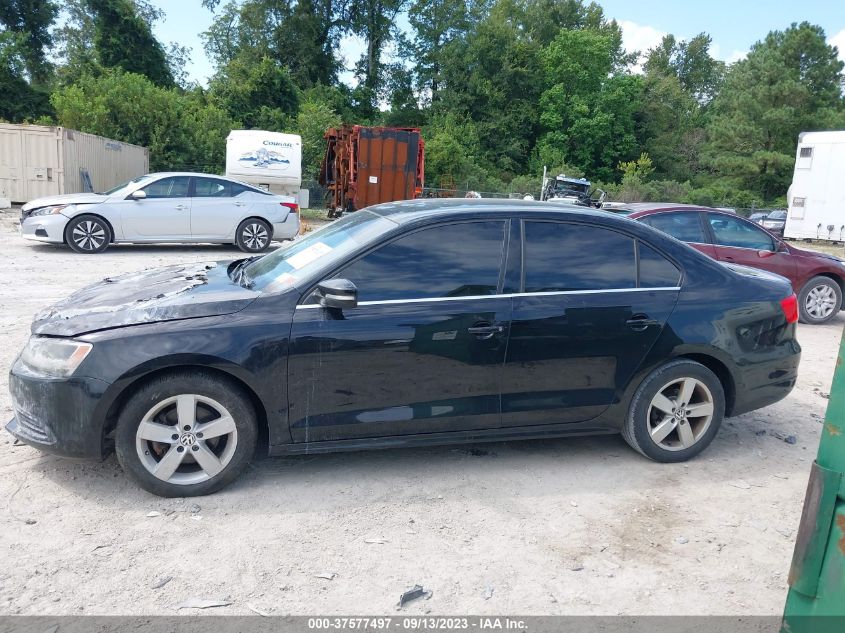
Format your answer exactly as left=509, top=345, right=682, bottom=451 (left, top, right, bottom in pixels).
left=18, top=337, right=93, bottom=378
left=29, top=205, right=67, bottom=217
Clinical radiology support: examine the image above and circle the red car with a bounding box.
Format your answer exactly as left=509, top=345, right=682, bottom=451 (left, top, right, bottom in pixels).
left=623, top=203, right=845, bottom=324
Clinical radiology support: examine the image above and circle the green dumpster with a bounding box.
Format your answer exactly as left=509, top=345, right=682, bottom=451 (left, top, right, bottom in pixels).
left=781, top=333, right=845, bottom=632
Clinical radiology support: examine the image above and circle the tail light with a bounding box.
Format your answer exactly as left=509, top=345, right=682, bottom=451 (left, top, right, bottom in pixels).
left=281, top=202, right=299, bottom=214
left=780, top=294, right=798, bottom=324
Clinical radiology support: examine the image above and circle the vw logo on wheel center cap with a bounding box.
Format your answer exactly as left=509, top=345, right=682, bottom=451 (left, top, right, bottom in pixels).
left=179, top=433, right=196, bottom=447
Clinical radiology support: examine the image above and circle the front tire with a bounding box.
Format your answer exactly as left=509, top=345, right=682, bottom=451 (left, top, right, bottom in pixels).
left=798, top=276, right=842, bottom=324
left=115, top=371, right=258, bottom=497
left=622, top=360, right=725, bottom=463
left=236, top=218, right=272, bottom=253
left=65, top=215, right=111, bottom=254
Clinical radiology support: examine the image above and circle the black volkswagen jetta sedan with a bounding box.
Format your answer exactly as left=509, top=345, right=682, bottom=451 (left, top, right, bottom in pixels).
left=7, top=200, right=801, bottom=496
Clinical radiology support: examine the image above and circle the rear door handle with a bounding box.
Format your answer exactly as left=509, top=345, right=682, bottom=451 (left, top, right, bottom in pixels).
left=626, top=315, right=659, bottom=331
left=175, top=204, right=187, bottom=210
left=467, top=323, right=504, bottom=339
left=234, top=201, right=245, bottom=207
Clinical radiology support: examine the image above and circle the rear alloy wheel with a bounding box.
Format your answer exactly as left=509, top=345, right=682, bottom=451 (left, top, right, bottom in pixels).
left=65, top=215, right=111, bottom=254
left=622, top=359, right=725, bottom=462
left=645, top=377, right=714, bottom=451
left=115, top=372, right=258, bottom=497
left=236, top=218, right=272, bottom=253
left=798, top=276, right=842, bottom=324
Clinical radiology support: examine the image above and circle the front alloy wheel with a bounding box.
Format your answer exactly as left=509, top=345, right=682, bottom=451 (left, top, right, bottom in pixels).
left=135, top=394, right=239, bottom=486
left=65, top=215, right=111, bottom=253
left=115, top=371, right=258, bottom=496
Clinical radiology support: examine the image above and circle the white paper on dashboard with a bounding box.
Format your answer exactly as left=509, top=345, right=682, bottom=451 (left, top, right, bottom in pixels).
left=286, top=242, right=333, bottom=270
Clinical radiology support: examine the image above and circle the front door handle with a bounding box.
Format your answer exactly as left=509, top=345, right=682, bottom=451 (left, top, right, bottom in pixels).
left=626, top=315, right=660, bottom=331
left=467, top=323, right=504, bottom=340
left=175, top=204, right=187, bottom=210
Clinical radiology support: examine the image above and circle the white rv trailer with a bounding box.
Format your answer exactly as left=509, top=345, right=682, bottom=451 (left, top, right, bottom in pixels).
left=784, top=130, right=845, bottom=242
left=225, top=130, right=308, bottom=207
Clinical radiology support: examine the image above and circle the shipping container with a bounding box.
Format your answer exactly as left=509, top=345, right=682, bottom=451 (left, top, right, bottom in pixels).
left=0, top=123, right=149, bottom=204
left=319, top=125, right=424, bottom=216
left=225, top=130, right=302, bottom=198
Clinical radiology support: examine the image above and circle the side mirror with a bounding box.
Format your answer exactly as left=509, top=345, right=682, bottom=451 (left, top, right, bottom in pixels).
left=317, top=279, right=357, bottom=310
left=758, top=249, right=775, bottom=258
left=129, top=189, right=147, bottom=200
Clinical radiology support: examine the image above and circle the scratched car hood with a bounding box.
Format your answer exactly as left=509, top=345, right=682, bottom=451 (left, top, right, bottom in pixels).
left=31, top=261, right=259, bottom=337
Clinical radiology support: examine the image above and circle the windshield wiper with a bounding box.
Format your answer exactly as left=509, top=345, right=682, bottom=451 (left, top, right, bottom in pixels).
left=230, top=256, right=260, bottom=288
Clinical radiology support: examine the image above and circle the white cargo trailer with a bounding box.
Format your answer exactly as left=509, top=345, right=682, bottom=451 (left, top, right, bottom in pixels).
left=784, top=130, right=845, bottom=242
left=225, top=130, right=305, bottom=205
left=0, top=123, right=149, bottom=204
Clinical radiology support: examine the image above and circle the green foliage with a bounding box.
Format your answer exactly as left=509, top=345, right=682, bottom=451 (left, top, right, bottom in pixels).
left=1, top=0, right=842, bottom=209
left=0, top=30, right=51, bottom=121
left=209, top=55, right=300, bottom=130
left=704, top=22, right=845, bottom=201
left=435, top=0, right=545, bottom=177
left=51, top=69, right=236, bottom=171
left=295, top=98, right=342, bottom=178
left=202, top=0, right=341, bottom=88
left=643, top=33, right=724, bottom=103
left=0, top=0, right=58, bottom=82
left=87, top=0, right=174, bottom=87
left=407, top=0, right=468, bottom=101
left=619, top=153, right=654, bottom=180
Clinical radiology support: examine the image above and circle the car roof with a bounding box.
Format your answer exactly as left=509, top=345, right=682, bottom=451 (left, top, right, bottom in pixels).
left=364, top=198, right=619, bottom=225
left=145, top=172, right=250, bottom=185
left=617, top=202, right=715, bottom=213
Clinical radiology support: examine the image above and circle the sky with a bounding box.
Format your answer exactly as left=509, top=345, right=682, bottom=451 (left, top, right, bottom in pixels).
left=147, top=0, right=845, bottom=86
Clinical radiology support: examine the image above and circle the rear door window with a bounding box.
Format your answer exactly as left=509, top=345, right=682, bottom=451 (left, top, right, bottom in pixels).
left=193, top=178, right=231, bottom=198
left=339, top=221, right=507, bottom=302
left=643, top=212, right=707, bottom=243
left=708, top=214, right=775, bottom=250
left=638, top=242, right=681, bottom=287
left=523, top=221, right=636, bottom=292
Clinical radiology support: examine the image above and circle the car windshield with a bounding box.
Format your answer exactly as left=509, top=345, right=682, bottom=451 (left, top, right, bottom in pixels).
left=244, top=211, right=396, bottom=292
left=98, top=175, right=154, bottom=195
left=552, top=182, right=589, bottom=196
left=767, top=210, right=787, bottom=220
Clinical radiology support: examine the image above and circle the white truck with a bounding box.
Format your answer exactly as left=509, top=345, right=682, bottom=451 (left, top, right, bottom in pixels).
left=225, top=130, right=308, bottom=208
left=784, top=130, right=845, bottom=242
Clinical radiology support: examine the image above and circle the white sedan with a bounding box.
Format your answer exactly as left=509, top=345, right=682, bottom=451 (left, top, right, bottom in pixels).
left=19, top=172, right=300, bottom=254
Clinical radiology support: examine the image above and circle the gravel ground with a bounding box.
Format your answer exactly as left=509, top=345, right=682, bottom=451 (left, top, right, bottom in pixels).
left=0, top=208, right=840, bottom=616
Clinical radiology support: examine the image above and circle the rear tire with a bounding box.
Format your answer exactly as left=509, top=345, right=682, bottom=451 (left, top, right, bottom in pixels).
left=622, top=359, right=725, bottom=463
left=236, top=218, right=272, bottom=253
left=115, top=371, right=258, bottom=497
left=798, top=276, right=842, bottom=324
left=65, top=214, right=111, bottom=254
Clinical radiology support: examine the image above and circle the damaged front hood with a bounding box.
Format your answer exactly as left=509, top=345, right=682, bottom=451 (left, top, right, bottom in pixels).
left=22, top=193, right=106, bottom=212
left=32, top=261, right=259, bottom=336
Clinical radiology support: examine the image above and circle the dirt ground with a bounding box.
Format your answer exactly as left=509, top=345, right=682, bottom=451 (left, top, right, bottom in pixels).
left=0, top=206, right=841, bottom=616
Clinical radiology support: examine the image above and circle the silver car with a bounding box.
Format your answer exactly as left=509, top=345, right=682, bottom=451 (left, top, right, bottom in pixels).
left=19, top=172, right=300, bottom=254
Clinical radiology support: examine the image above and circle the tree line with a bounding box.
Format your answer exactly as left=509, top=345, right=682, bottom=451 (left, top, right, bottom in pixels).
left=1, top=0, right=844, bottom=207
